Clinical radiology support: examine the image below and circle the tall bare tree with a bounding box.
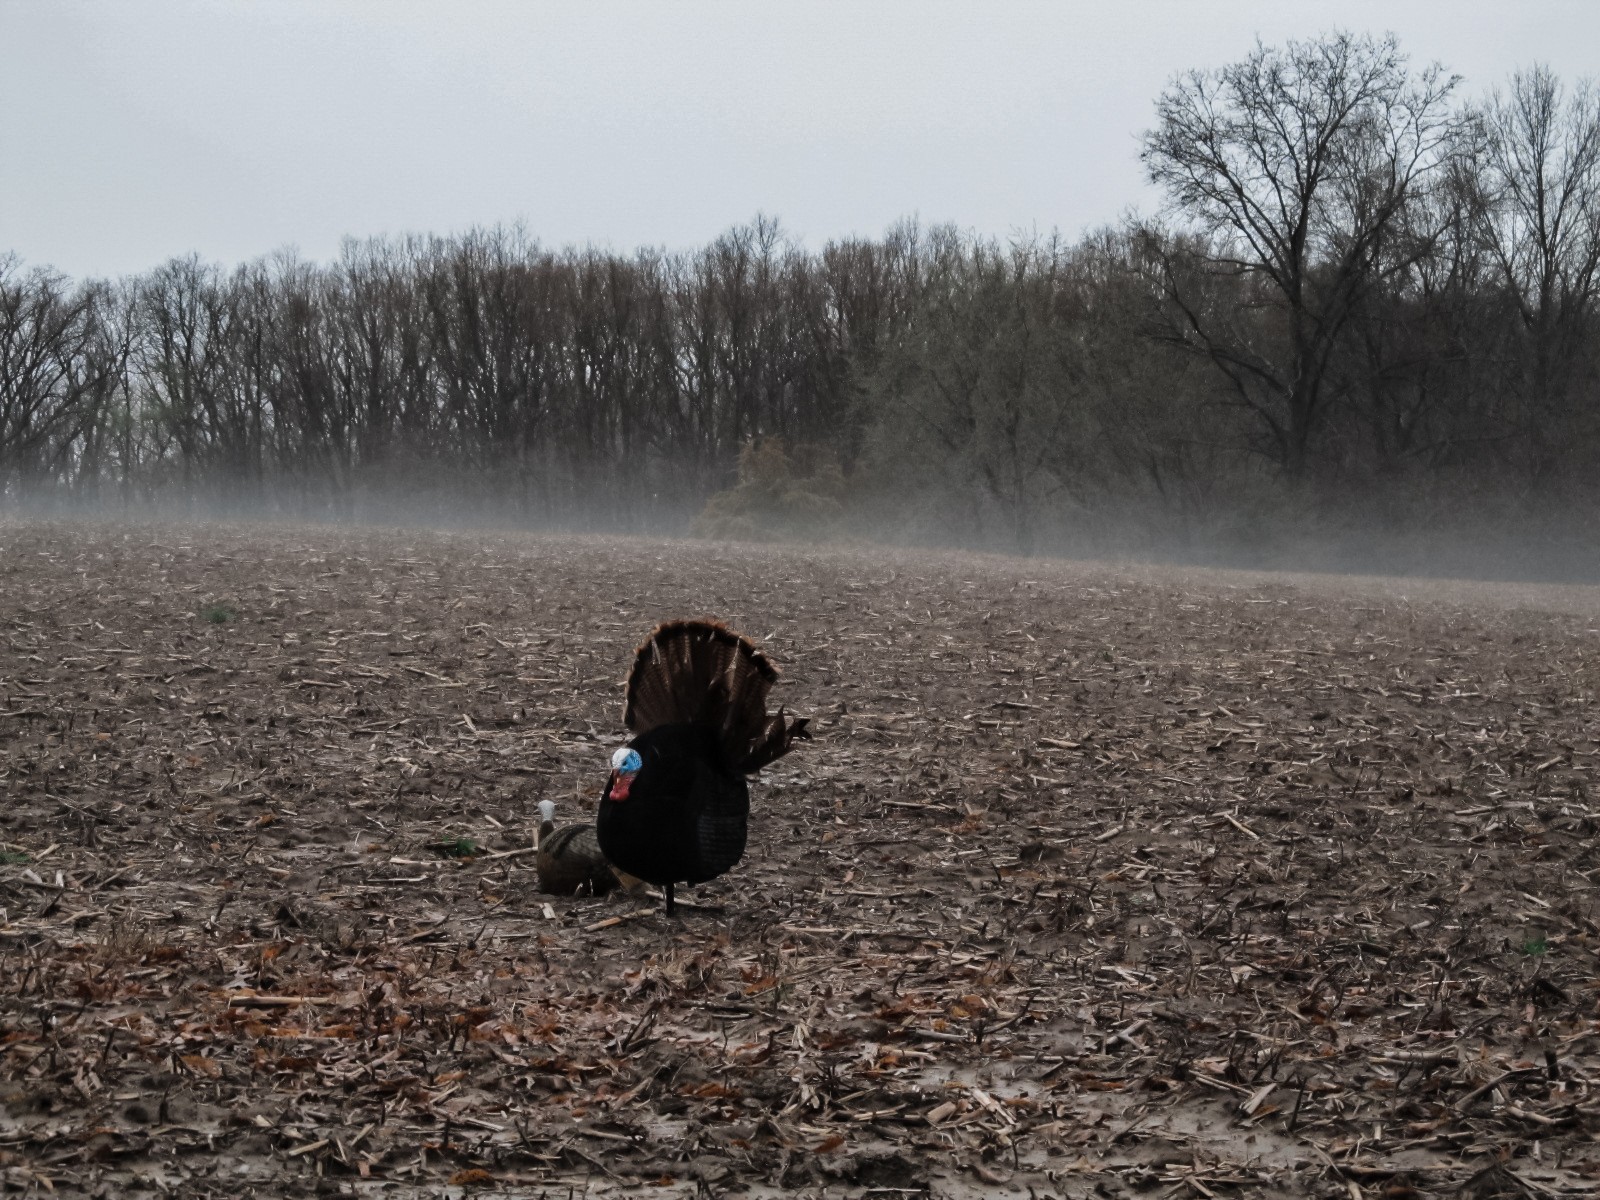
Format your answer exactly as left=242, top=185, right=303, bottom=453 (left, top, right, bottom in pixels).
left=0, top=257, right=111, bottom=494
left=872, top=231, right=1088, bottom=554
left=1478, top=65, right=1600, bottom=472
left=1142, top=32, right=1461, bottom=475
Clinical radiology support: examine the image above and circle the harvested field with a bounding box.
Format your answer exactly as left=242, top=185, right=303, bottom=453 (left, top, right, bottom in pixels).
left=2, top=517, right=1600, bottom=1199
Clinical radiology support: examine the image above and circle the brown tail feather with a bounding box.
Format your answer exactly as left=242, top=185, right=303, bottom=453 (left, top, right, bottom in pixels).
left=741, top=708, right=812, bottom=773
left=624, top=619, right=805, bottom=772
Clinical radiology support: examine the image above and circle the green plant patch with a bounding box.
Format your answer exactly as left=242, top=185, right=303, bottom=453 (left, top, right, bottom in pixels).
left=434, top=837, right=478, bottom=859
left=199, top=603, right=237, bottom=625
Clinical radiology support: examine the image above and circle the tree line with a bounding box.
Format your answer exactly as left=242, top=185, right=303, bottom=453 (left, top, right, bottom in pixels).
left=2, top=33, right=1597, bottom=565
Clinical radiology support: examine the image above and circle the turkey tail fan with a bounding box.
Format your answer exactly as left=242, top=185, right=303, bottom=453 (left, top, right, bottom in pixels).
left=624, top=619, right=802, bottom=770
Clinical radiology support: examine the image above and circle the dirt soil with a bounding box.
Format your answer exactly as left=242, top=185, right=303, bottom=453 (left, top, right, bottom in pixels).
left=2, top=518, right=1600, bottom=1199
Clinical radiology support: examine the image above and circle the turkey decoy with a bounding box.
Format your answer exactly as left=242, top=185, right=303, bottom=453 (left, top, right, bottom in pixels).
left=535, top=799, right=624, bottom=896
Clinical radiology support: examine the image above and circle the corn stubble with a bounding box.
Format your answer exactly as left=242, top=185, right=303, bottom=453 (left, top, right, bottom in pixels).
left=1, top=520, right=1598, bottom=1195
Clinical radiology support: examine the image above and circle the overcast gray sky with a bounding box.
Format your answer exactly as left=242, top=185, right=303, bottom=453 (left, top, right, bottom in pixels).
left=3, top=1, right=1596, bottom=280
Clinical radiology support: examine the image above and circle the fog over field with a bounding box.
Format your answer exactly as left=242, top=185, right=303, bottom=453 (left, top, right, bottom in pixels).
left=3, top=10, right=1599, bottom=584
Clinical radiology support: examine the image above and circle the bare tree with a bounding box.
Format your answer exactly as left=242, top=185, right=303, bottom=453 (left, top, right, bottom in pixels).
left=134, top=256, right=240, bottom=501
left=0, top=256, right=110, bottom=495
left=873, top=231, right=1088, bottom=554
left=56, top=279, right=135, bottom=503
left=1478, top=65, right=1600, bottom=472
left=1142, top=32, right=1461, bottom=475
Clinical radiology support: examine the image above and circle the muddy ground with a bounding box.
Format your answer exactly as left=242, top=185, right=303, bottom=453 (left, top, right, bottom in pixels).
left=1, top=518, right=1599, bottom=1199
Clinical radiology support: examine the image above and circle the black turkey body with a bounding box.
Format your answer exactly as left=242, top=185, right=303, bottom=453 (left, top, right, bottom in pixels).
left=596, top=724, right=749, bottom=888
left=597, top=620, right=808, bottom=915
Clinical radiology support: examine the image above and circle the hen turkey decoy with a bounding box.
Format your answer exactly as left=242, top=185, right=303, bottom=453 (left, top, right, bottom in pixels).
left=597, top=619, right=809, bottom=915
left=535, top=800, right=623, bottom=896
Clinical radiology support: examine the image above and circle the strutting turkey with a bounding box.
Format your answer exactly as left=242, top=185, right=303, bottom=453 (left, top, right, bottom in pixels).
left=597, top=620, right=810, bottom=915
left=534, top=800, right=626, bottom=896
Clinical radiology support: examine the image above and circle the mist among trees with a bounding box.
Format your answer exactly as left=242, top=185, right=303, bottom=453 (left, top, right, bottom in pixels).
left=3, top=33, right=1598, bottom=576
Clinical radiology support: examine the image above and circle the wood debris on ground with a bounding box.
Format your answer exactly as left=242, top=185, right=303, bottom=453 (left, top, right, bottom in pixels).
left=0, top=519, right=1598, bottom=1197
